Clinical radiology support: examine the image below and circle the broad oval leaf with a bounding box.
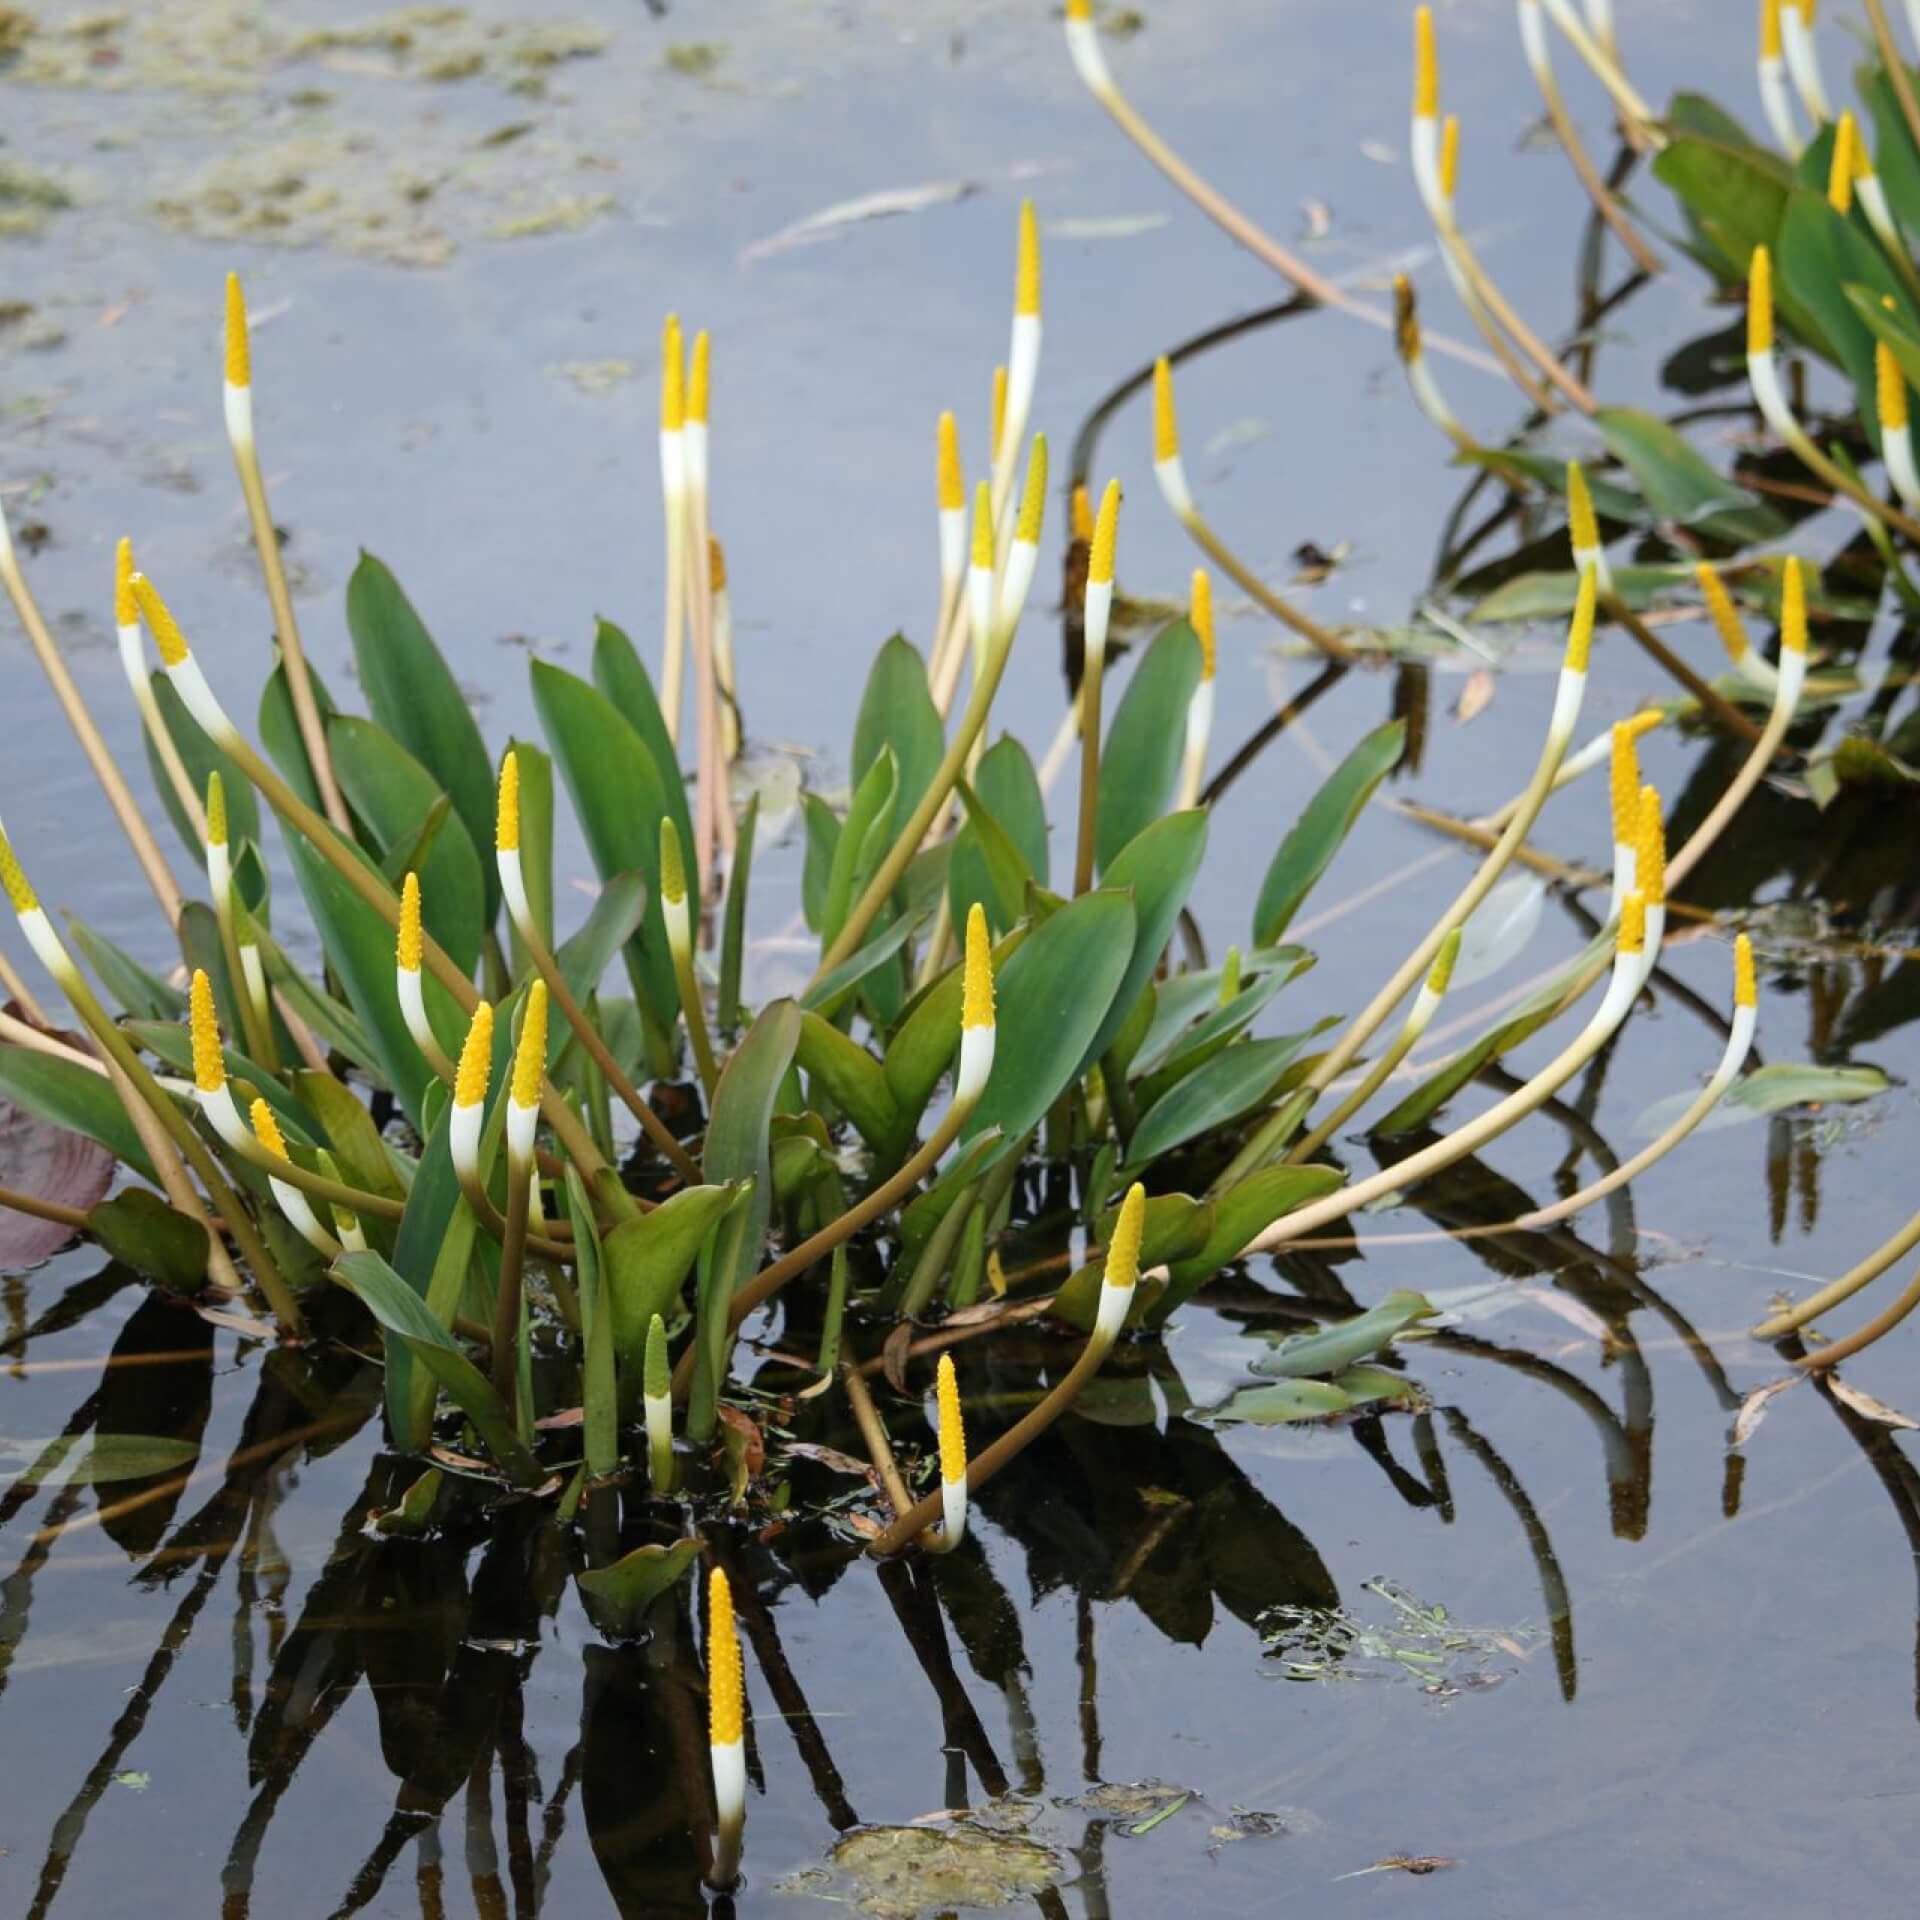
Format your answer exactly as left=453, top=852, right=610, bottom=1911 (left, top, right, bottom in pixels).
left=1252, top=1290, right=1436, bottom=1378
left=1151, top=1164, right=1345, bottom=1324
left=1634, top=1060, right=1890, bottom=1137
left=603, top=1185, right=739, bottom=1409
left=1593, top=405, right=1785, bottom=541
left=1450, top=874, right=1546, bottom=990
left=85, top=1189, right=209, bottom=1293
left=852, top=635, right=944, bottom=821
left=0, top=1045, right=158, bottom=1183
left=796, top=1011, right=899, bottom=1151
left=1123, top=1030, right=1322, bottom=1170
left=592, top=619, right=696, bottom=882
left=1095, top=618, right=1202, bottom=873
left=575, top=1538, right=701, bottom=1638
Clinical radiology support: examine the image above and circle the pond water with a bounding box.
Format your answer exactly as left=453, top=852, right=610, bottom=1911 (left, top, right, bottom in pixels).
left=4, top=0, right=1919, bottom=1914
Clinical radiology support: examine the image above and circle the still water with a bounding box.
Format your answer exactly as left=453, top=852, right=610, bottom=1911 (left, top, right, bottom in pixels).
left=4, top=1, right=1917, bottom=1913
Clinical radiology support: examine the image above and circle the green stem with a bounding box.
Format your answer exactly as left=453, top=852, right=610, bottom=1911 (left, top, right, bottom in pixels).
left=1073, top=650, right=1107, bottom=896
left=491, top=1154, right=532, bottom=1411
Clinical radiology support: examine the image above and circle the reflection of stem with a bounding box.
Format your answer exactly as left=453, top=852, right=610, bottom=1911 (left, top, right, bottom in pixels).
left=877, top=1559, right=1010, bottom=1798
left=1197, top=658, right=1347, bottom=811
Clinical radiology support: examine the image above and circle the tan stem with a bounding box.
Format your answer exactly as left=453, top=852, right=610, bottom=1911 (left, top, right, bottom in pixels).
left=1179, top=511, right=1354, bottom=662
left=842, top=1359, right=914, bottom=1521
left=0, top=952, right=54, bottom=1029
left=1794, top=1266, right=1920, bottom=1371
left=1604, top=594, right=1762, bottom=744
left=1435, top=214, right=1599, bottom=415
left=1532, top=60, right=1662, bottom=275
left=1073, top=644, right=1108, bottom=895
left=1752, top=1209, right=1920, bottom=1341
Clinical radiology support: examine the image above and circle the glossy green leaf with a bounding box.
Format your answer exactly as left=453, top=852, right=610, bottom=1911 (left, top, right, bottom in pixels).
left=1651, top=134, right=1801, bottom=317
left=591, top=620, right=695, bottom=889
left=575, top=1538, right=701, bottom=1638
left=720, top=790, right=757, bottom=1031
left=1592, top=406, right=1784, bottom=539
left=1135, top=960, right=1296, bottom=1095
left=702, top=998, right=801, bottom=1308
left=1252, top=1290, right=1437, bottom=1378
left=0, top=1432, right=202, bottom=1486
left=1634, top=1061, right=1891, bottom=1136
left=1254, top=721, right=1403, bottom=946
left=61, top=916, right=184, bottom=1021
left=964, top=890, right=1136, bottom=1148
left=822, top=747, right=899, bottom=948
left=690, top=1180, right=756, bottom=1445
left=1129, top=947, right=1312, bottom=1078
left=1777, top=187, right=1913, bottom=435
left=256, top=929, right=380, bottom=1076
left=1095, top=618, right=1203, bottom=873
left=948, top=774, right=1037, bottom=937
left=1844, top=282, right=1920, bottom=405
left=327, top=714, right=485, bottom=976
left=796, top=1011, right=899, bottom=1150
left=85, top=1190, right=209, bottom=1293
left=1199, top=1379, right=1360, bottom=1425
left=346, top=553, right=500, bottom=922
left=801, top=792, right=839, bottom=935
left=852, top=635, right=944, bottom=821
left=554, top=872, right=650, bottom=1006
left=531, top=660, right=678, bottom=1026
left=257, top=660, right=341, bottom=819
left=800, top=907, right=928, bottom=1022
left=125, top=1020, right=312, bottom=1143
left=1865, top=63, right=1920, bottom=245
left=0, top=1047, right=158, bottom=1183
left=291, top=1069, right=409, bottom=1202
left=603, top=1184, right=738, bottom=1409
left=1151, top=1164, right=1345, bottom=1323
left=334, top=1249, right=540, bottom=1486
left=1124, top=1030, right=1323, bottom=1169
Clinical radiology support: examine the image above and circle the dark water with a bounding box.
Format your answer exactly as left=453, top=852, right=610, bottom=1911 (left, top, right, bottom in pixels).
left=5, top=1, right=1920, bottom=1914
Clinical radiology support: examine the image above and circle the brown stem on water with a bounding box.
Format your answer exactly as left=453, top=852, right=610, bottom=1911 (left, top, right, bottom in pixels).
left=842, top=1356, right=914, bottom=1521
left=1603, top=592, right=1763, bottom=745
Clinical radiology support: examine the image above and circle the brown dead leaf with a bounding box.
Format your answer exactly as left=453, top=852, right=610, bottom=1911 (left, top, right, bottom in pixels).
left=534, top=1406, right=584, bottom=1430
left=716, top=1403, right=766, bottom=1476
left=1336, top=1855, right=1460, bottom=1880
left=1453, top=668, right=1496, bottom=726
left=783, top=1441, right=877, bottom=1480
left=1827, top=1379, right=1920, bottom=1429
left=1732, top=1374, right=1799, bottom=1446
left=882, top=1321, right=915, bottom=1394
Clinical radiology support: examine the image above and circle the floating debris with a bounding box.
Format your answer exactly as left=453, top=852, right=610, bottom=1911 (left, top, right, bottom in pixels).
left=1260, top=1580, right=1535, bottom=1695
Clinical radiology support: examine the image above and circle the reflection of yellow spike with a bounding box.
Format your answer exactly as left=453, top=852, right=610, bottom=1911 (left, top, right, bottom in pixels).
left=1829, top=112, right=1856, bottom=215
left=1567, top=460, right=1600, bottom=554
left=1015, top=435, right=1047, bottom=543
left=1070, top=483, right=1093, bottom=544
left=708, top=1567, right=743, bottom=1747
left=1618, top=891, right=1647, bottom=955
left=1565, top=567, right=1597, bottom=674
left=511, top=980, right=548, bottom=1110
left=1190, top=569, right=1215, bottom=679
left=131, top=573, right=189, bottom=667
left=1878, top=342, right=1909, bottom=432
left=1105, top=1182, right=1145, bottom=1291
left=455, top=1002, right=494, bottom=1109
left=1762, top=0, right=1783, bottom=60
left=971, top=481, right=994, bottom=571
left=936, top=1352, right=966, bottom=1485
left=1427, top=926, right=1461, bottom=995
left=1697, top=561, right=1750, bottom=661
left=1782, top=554, right=1807, bottom=653
left=1747, top=246, right=1773, bottom=358
left=962, top=902, right=995, bottom=1030
left=1015, top=198, right=1041, bottom=318
left=1735, top=932, right=1757, bottom=1008
left=1089, top=479, right=1120, bottom=586
left=1610, top=722, right=1642, bottom=845
left=937, top=412, right=963, bottom=513
left=660, top=314, right=684, bottom=434
left=1439, top=114, right=1459, bottom=200
left=1393, top=274, right=1421, bottom=364
left=0, top=829, right=38, bottom=916
left=990, top=365, right=1007, bottom=463
left=251, top=1097, right=288, bottom=1162
left=709, top=535, right=727, bottom=593
left=1637, top=786, right=1666, bottom=906
left=206, top=771, right=228, bottom=849
left=190, top=969, right=225, bottom=1094
left=224, top=272, right=251, bottom=389
left=1152, top=356, right=1179, bottom=462
left=1414, top=5, right=1438, bottom=118
left=496, top=751, right=520, bottom=854
left=398, top=870, right=423, bottom=974
left=688, top=329, right=710, bottom=425
left=114, top=537, right=137, bottom=627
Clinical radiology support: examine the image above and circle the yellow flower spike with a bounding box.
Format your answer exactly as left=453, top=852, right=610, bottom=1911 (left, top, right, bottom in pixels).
left=1617, top=890, right=1647, bottom=956
left=1190, top=569, right=1215, bottom=679
left=1104, top=1181, right=1145, bottom=1293
left=660, top=314, right=685, bottom=434
left=1067, top=0, right=1092, bottom=17
left=1762, top=0, right=1783, bottom=60
left=1879, top=341, right=1909, bottom=433
left=1637, top=786, right=1667, bottom=907
left=936, top=1351, right=966, bottom=1485
left=398, top=870, right=424, bottom=975
left=1089, top=479, right=1120, bottom=587
left=1070, top=482, right=1093, bottom=545
left=937, top=411, right=964, bottom=513
left=455, top=1001, right=494, bottom=1109
left=709, top=534, right=728, bottom=593
left=511, top=978, right=548, bottom=1110
left=130, top=572, right=189, bottom=668
left=1152, top=356, right=1180, bottom=463
left=1565, top=566, right=1597, bottom=674
left=659, top=814, right=688, bottom=908
left=496, top=750, right=521, bottom=854
left=708, top=1566, right=744, bottom=1748
left=206, top=770, right=228, bottom=849
left=1393, top=274, right=1420, bottom=364
left=0, top=827, right=39, bottom=916
left=1829, top=111, right=1856, bottom=215
left=1414, top=5, right=1439, bottom=118
left=1782, top=554, right=1808, bottom=653
left=113, top=537, right=137, bottom=627
left=1566, top=460, right=1600, bottom=556
left=990, top=364, right=1007, bottom=463
left=250, top=1096, right=288, bottom=1162
left=1748, top=246, right=1773, bottom=358
left=1609, top=721, right=1643, bottom=844
left=1015, top=198, right=1041, bottom=318
left=1015, top=434, right=1048, bottom=544
left=962, top=902, right=995, bottom=1031
left=1439, top=113, right=1459, bottom=200
left=1427, top=925, right=1461, bottom=996
left=189, top=969, right=225, bottom=1095
left=1735, top=932, right=1758, bottom=1009
left=1696, top=561, right=1750, bottom=662
left=688, top=329, right=710, bottom=425
left=971, top=481, right=995, bottom=571
left=224, top=272, right=251, bottom=390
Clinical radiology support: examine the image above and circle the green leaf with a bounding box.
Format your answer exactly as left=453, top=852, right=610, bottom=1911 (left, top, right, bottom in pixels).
left=1150, top=1164, right=1345, bottom=1323
left=690, top=1181, right=756, bottom=1446
left=568, top=1166, right=616, bottom=1480
left=801, top=792, right=840, bottom=935
left=0, top=1047, right=158, bottom=1183
left=1469, top=563, right=1704, bottom=623
left=1135, top=962, right=1297, bottom=1095
left=1095, top=618, right=1203, bottom=873
left=1252, top=1290, right=1437, bottom=1378
left=1129, top=947, right=1311, bottom=1078
left=574, top=1538, right=701, bottom=1638
left=85, top=1190, right=210, bottom=1292
left=147, top=671, right=260, bottom=860
left=881, top=926, right=1029, bottom=1139
left=1592, top=406, right=1785, bottom=540
left=796, top=1012, right=899, bottom=1150
left=964, top=890, right=1136, bottom=1148
left=822, top=747, right=899, bottom=947
left=720, top=790, right=757, bottom=1031
left=949, top=773, right=1038, bottom=937
left=257, top=660, right=341, bottom=817
left=291, top=1069, right=409, bottom=1202
left=1651, top=134, right=1800, bottom=311
left=334, top=1249, right=541, bottom=1486
left=1844, top=281, right=1920, bottom=407
left=256, top=930, right=380, bottom=1076
left=0, top=1433, right=202, bottom=1486
left=1051, top=1192, right=1211, bottom=1332
left=531, top=660, right=679, bottom=1027
left=1254, top=720, right=1404, bottom=946
left=1124, top=1030, right=1324, bottom=1169
left=61, top=917, right=185, bottom=1021
left=554, top=872, right=650, bottom=1005
left=346, top=553, right=500, bottom=923
left=1199, top=1379, right=1360, bottom=1425
left=852, top=635, right=944, bottom=821
left=1080, top=809, right=1210, bottom=1075
left=800, top=907, right=928, bottom=1022
left=503, top=738, right=556, bottom=953
left=1635, top=1060, right=1891, bottom=1135
left=327, top=714, right=485, bottom=976
left=1865, top=62, right=1920, bottom=246
left=603, top=1185, right=738, bottom=1411
left=591, top=620, right=695, bottom=890
left=1454, top=447, right=1645, bottom=524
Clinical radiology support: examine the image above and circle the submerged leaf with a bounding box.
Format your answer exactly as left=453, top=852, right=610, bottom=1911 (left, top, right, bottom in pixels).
left=574, top=1538, right=701, bottom=1637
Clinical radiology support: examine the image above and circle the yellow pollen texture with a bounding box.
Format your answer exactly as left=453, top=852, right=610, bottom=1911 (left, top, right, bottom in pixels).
left=1015, top=435, right=1048, bottom=543
left=1414, top=6, right=1439, bottom=118
left=937, top=1353, right=966, bottom=1484
left=132, top=574, right=189, bottom=667
left=1105, top=1182, right=1145, bottom=1292
left=1735, top=933, right=1757, bottom=1008
left=224, top=272, right=251, bottom=389
left=962, top=903, right=995, bottom=1031
left=688, top=329, right=710, bottom=425
left=1427, top=926, right=1460, bottom=996
left=1696, top=562, right=1749, bottom=661
left=661, top=315, right=685, bottom=434
left=398, top=871, right=424, bottom=973
left=1565, top=567, right=1596, bottom=674
left=1015, top=199, right=1041, bottom=317
left=251, top=1097, right=288, bottom=1162
left=1190, top=569, right=1215, bottom=678
left=1393, top=275, right=1421, bottom=363
left=708, top=1568, right=744, bottom=1747
left=1782, top=555, right=1808, bottom=654
left=660, top=816, right=688, bottom=907
left=1439, top=114, right=1459, bottom=199
left=1618, top=891, right=1647, bottom=955
left=206, top=771, right=228, bottom=849
left=496, top=752, right=521, bottom=854
left=1566, top=461, right=1600, bottom=553
left=971, top=482, right=995, bottom=571
left=1610, top=723, right=1642, bottom=845
left=1152, top=357, right=1179, bottom=463
left=1089, top=479, right=1120, bottom=586
left=511, top=980, right=548, bottom=1110
left=455, top=1002, right=494, bottom=1109
left=114, top=537, right=137, bottom=627
left=1878, top=343, right=1908, bottom=433
left=1748, top=247, right=1773, bottom=358
left=1762, top=0, right=1783, bottom=60
left=1637, top=787, right=1666, bottom=906
left=189, top=969, right=225, bottom=1094
left=0, top=832, right=38, bottom=916
left=938, top=412, right=964, bottom=513
left=990, top=364, right=1008, bottom=462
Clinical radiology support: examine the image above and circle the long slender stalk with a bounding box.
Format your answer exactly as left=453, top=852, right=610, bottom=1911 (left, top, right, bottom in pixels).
left=0, top=1184, right=88, bottom=1230
left=1793, top=1266, right=1920, bottom=1372
left=842, top=1357, right=914, bottom=1520
left=1864, top=0, right=1920, bottom=164
left=1179, top=507, right=1354, bottom=664
left=1603, top=593, right=1763, bottom=744
left=491, top=1168, right=532, bottom=1408
left=1752, top=1209, right=1920, bottom=1340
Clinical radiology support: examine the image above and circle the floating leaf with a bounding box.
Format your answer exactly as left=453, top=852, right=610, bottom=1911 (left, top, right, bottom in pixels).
left=1252, top=1291, right=1436, bottom=1378
left=1449, top=875, right=1547, bottom=990
left=0, top=1433, right=201, bottom=1486
left=1593, top=405, right=1784, bottom=540
left=1634, top=1062, right=1890, bottom=1136
left=1827, top=1380, right=1920, bottom=1430
left=85, top=1190, right=210, bottom=1293
left=575, top=1538, right=702, bottom=1637
left=1199, top=1378, right=1357, bottom=1424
